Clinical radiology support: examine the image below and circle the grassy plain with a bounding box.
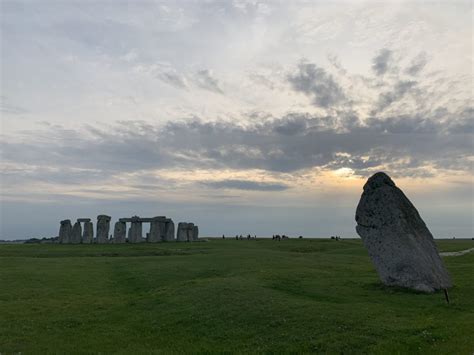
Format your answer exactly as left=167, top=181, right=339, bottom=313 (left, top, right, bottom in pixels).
left=0, top=238, right=473, bottom=354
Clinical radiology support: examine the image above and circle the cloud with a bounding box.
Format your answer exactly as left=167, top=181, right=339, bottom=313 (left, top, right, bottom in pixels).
left=372, top=48, right=393, bottom=76
left=2, top=106, right=472, bottom=187
left=201, top=179, right=290, bottom=191
left=287, top=62, right=345, bottom=108
left=405, top=52, right=428, bottom=76
left=159, top=71, right=189, bottom=89
left=0, top=96, right=28, bottom=115
left=195, top=69, right=224, bottom=94
left=373, top=80, right=418, bottom=113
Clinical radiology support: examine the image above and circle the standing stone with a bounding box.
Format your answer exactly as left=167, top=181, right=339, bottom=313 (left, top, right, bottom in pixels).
left=148, top=217, right=165, bottom=243
left=186, top=223, right=195, bottom=242
left=96, top=215, right=111, bottom=244
left=164, top=220, right=175, bottom=241
left=129, top=216, right=143, bottom=243
left=177, top=222, right=189, bottom=242
left=355, top=172, right=452, bottom=293
left=82, top=221, right=94, bottom=244
left=192, top=225, right=199, bottom=241
left=70, top=221, right=82, bottom=244
left=59, top=219, right=72, bottom=244
left=113, top=221, right=126, bottom=243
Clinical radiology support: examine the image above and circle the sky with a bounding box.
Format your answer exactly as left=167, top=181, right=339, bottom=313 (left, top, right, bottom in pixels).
left=1, top=0, right=473, bottom=239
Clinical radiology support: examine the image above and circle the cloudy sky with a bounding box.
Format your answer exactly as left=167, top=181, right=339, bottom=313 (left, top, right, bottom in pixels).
left=1, top=0, right=472, bottom=239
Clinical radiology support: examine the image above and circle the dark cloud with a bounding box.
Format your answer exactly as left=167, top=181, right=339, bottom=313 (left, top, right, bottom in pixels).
left=288, top=62, right=345, bottom=108
left=159, top=72, right=188, bottom=89
left=372, top=48, right=393, bottom=76
left=405, top=52, right=428, bottom=76
left=1, top=49, right=472, bottom=191
left=373, top=80, right=417, bottom=113
left=2, top=108, right=472, bottom=183
left=201, top=179, right=290, bottom=191
left=195, top=69, right=223, bottom=94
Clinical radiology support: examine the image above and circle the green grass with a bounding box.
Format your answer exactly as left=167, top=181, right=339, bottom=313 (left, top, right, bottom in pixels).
left=0, top=239, right=473, bottom=354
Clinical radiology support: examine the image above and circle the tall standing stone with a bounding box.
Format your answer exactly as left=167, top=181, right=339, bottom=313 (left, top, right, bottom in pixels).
left=177, top=222, right=188, bottom=242
left=148, top=217, right=165, bottom=243
left=70, top=221, right=82, bottom=244
left=96, top=215, right=111, bottom=244
left=129, top=216, right=143, bottom=243
left=355, top=172, right=452, bottom=293
left=113, top=221, right=126, bottom=243
left=192, top=225, right=199, bottom=241
left=82, top=221, right=94, bottom=244
left=164, top=220, right=175, bottom=241
left=186, top=223, right=195, bottom=242
left=59, top=219, right=72, bottom=244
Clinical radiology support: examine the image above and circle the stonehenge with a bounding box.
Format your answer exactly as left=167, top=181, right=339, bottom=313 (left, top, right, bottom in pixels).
left=58, top=219, right=72, bottom=244
left=59, top=218, right=94, bottom=244
left=177, top=222, right=198, bottom=242
left=355, top=172, right=452, bottom=293
left=113, top=221, right=126, bottom=244
left=70, top=222, right=82, bottom=244
left=96, top=215, right=111, bottom=244
left=82, top=220, right=94, bottom=244
left=57, top=215, right=196, bottom=244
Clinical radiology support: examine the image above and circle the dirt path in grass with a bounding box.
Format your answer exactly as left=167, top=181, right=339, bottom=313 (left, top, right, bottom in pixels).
left=440, top=248, right=474, bottom=257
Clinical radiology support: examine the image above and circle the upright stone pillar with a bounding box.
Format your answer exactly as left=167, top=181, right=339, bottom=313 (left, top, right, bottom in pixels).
left=186, top=223, right=195, bottom=242
left=96, top=215, right=111, bottom=244
left=113, top=221, right=126, bottom=243
left=177, top=222, right=189, bottom=242
left=148, top=217, right=163, bottom=243
left=71, top=221, right=82, bottom=244
left=59, top=219, right=72, bottom=244
left=82, top=221, right=94, bottom=244
left=129, top=216, right=143, bottom=243
left=192, top=225, right=199, bottom=241
left=164, top=220, right=175, bottom=241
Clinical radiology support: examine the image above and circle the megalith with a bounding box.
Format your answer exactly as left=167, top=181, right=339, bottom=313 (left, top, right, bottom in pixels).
left=113, top=221, right=126, bottom=243
left=70, top=221, right=82, bottom=244
left=355, top=172, right=452, bottom=293
left=59, top=219, right=72, bottom=244
left=148, top=217, right=165, bottom=243
left=164, top=220, right=175, bottom=241
left=177, top=222, right=198, bottom=242
left=96, top=215, right=111, bottom=244
left=192, top=225, right=199, bottom=241
left=82, top=221, right=94, bottom=244
left=177, top=222, right=189, bottom=242
left=128, top=216, right=143, bottom=243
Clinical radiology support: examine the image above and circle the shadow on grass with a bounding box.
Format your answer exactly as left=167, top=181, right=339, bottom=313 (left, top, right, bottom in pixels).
left=363, top=282, right=437, bottom=295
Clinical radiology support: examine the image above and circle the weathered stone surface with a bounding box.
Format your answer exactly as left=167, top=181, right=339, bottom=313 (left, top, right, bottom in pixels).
left=147, top=222, right=159, bottom=243
left=82, top=221, right=94, bottom=244
left=96, top=215, right=111, bottom=244
left=355, top=172, right=452, bottom=293
left=59, top=219, right=72, bottom=244
left=164, top=220, right=175, bottom=241
left=147, top=217, right=165, bottom=243
left=177, top=222, right=198, bottom=242
left=177, top=222, right=189, bottom=241
left=186, top=223, right=195, bottom=241
left=192, top=225, right=199, bottom=241
left=70, top=222, right=82, bottom=244
left=77, top=218, right=91, bottom=223
left=113, top=221, right=126, bottom=243
left=128, top=216, right=143, bottom=243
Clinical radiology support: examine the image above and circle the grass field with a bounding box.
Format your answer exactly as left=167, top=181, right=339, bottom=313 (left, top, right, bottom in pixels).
left=0, top=238, right=473, bottom=354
